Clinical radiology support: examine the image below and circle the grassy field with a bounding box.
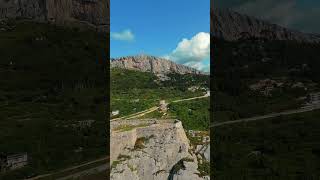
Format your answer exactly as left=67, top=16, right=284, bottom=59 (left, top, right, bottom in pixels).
left=212, top=109, right=320, bottom=180
left=0, top=20, right=107, bottom=179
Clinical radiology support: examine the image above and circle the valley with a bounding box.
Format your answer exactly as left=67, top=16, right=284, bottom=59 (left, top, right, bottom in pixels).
left=110, top=55, right=210, bottom=179
left=0, top=20, right=107, bottom=179
left=212, top=8, right=320, bottom=179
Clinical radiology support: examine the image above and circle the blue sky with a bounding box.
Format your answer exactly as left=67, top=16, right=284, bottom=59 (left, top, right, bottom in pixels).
left=110, top=0, right=210, bottom=72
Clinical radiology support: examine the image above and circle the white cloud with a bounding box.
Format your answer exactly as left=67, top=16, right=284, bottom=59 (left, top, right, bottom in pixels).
left=111, top=29, right=135, bottom=42
left=184, top=61, right=210, bottom=72
left=164, top=32, right=210, bottom=72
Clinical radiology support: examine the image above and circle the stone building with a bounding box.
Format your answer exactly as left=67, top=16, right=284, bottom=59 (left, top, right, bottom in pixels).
left=0, top=153, right=28, bottom=172
left=308, top=93, right=320, bottom=105
left=7, top=153, right=28, bottom=170
left=159, top=100, right=168, bottom=112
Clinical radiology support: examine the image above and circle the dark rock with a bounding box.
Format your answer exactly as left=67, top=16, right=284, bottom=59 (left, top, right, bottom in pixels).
left=211, top=9, right=320, bottom=43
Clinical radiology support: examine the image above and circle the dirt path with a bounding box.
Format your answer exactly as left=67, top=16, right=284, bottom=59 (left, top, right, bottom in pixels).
left=211, top=105, right=320, bottom=128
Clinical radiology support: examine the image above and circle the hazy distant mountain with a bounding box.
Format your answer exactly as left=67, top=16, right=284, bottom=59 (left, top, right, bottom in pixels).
left=110, top=55, right=206, bottom=75
left=0, top=0, right=109, bottom=31
left=211, top=9, right=320, bottom=43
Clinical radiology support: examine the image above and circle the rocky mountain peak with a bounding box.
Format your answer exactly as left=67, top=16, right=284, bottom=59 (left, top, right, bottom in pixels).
left=211, top=8, right=320, bottom=43
left=111, top=55, right=205, bottom=75
left=0, top=0, right=109, bottom=32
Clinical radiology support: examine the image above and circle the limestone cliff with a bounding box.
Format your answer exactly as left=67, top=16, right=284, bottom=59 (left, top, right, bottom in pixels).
left=111, top=55, right=204, bottom=75
left=0, top=0, right=109, bottom=31
left=211, top=9, right=320, bottom=43
left=110, top=119, right=209, bottom=180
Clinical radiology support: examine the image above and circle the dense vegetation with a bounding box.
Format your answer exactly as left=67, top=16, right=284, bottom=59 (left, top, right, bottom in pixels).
left=169, top=98, right=210, bottom=130
left=0, top=20, right=107, bottom=179
left=213, top=37, right=320, bottom=122
left=111, top=68, right=209, bottom=117
left=212, top=36, right=320, bottom=179
left=212, top=110, right=320, bottom=180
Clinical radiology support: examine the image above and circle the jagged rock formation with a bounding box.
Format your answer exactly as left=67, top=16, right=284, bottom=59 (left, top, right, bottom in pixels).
left=110, top=119, right=209, bottom=180
left=111, top=55, right=204, bottom=75
left=0, top=0, right=109, bottom=31
left=211, top=9, right=320, bottom=43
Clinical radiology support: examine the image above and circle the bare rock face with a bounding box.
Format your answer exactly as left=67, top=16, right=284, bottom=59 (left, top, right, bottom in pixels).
left=111, top=55, right=204, bottom=75
left=0, top=0, right=109, bottom=31
left=110, top=119, right=208, bottom=180
left=211, top=9, right=320, bottom=43
left=0, top=0, right=47, bottom=20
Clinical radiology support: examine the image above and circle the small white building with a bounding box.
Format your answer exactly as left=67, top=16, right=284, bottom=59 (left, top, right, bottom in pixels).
left=204, top=91, right=210, bottom=97
left=111, top=110, right=120, bottom=116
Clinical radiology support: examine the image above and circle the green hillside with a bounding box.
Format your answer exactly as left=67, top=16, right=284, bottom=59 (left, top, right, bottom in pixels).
left=0, top=20, right=107, bottom=179
left=110, top=68, right=209, bottom=118
left=213, top=37, right=320, bottom=122
left=212, top=37, right=320, bottom=179
left=213, top=110, right=320, bottom=180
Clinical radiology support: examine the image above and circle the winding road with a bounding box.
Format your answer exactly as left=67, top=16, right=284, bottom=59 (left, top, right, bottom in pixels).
left=111, top=94, right=210, bottom=121
left=211, top=105, right=320, bottom=128
left=25, top=157, right=108, bottom=180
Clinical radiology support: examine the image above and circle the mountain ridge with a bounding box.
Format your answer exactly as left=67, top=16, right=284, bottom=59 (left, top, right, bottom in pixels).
left=0, top=0, right=109, bottom=32
left=211, top=8, right=320, bottom=43
left=110, top=54, right=207, bottom=75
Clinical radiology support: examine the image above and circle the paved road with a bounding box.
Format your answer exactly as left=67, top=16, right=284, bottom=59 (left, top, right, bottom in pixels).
left=125, top=106, right=159, bottom=120
left=211, top=105, right=320, bottom=128
left=171, top=94, right=209, bottom=103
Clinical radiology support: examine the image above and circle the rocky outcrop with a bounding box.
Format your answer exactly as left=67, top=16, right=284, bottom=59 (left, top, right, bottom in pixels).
left=0, top=0, right=109, bottom=31
left=110, top=119, right=209, bottom=180
left=211, top=9, right=320, bottom=43
left=111, top=55, right=204, bottom=75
